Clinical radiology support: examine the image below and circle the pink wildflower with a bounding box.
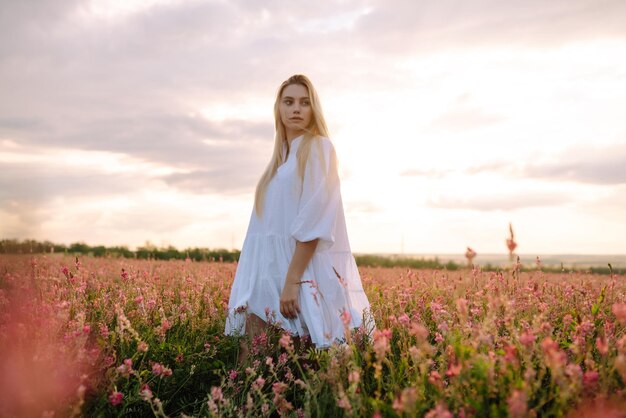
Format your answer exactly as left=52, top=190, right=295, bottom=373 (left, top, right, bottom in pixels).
left=465, top=247, right=477, bottom=266
left=279, top=333, right=293, bottom=351
left=565, top=363, right=582, bottom=381
left=425, top=401, right=453, bottom=418
left=337, top=391, right=352, bottom=412
left=211, top=386, right=224, bottom=403
left=228, top=369, right=238, bottom=381
left=116, top=358, right=133, bottom=378
left=507, top=389, right=527, bottom=418
left=137, top=341, right=149, bottom=352
left=398, top=313, right=410, bottom=325
left=272, top=381, right=288, bottom=394
left=99, top=324, right=109, bottom=338
left=445, top=361, right=462, bottom=378
left=272, top=381, right=293, bottom=413
left=373, top=329, right=392, bottom=359
left=519, top=329, right=536, bottom=347
left=562, top=314, right=573, bottom=329
left=576, top=319, right=594, bottom=339
left=393, top=387, right=418, bottom=414
left=340, top=309, right=352, bottom=327
left=428, top=370, right=443, bottom=388
left=278, top=352, right=288, bottom=365
left=430, top=302, right=446, bottom=315
left=596, top=336, right=609, bottom=356
left=409, top=323, right=429, bottom=342
left=152, top=362, right=163, bottom=376
left=541, top=337, right=566, bottom=371
left=139, top=384, right=153, bottom=401
left=613, top=303, right=626, bottom=325
left=583, top=370, right=599, bottom=391
left=504, top=344, right=518, bottom=364
left=456, top=298, right=468, bottom=317
left=540, top=321, right=552, bottom=335
left=348, top=370, right=361, bottom=384
left=109, top=391, right=123, bottom=406
left=252, top=376, right=266, bottom=391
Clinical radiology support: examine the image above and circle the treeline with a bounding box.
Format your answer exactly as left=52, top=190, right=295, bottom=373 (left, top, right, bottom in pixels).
left=0, top=239, right=240, bottom=262
left=352, top=255, right=625, bottom=275
left=354, top=254, right=460, bottom=270
left=1, top=239, right=622, bottom=275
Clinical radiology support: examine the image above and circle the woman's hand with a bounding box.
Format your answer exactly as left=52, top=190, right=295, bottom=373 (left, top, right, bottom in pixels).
left=281, top=239, right=318, bottom=320
left=280, top=283, right=301, bottom=319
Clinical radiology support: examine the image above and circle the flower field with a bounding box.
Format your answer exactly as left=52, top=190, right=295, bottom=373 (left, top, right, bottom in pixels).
left=1, top=254, right=626, bottom=417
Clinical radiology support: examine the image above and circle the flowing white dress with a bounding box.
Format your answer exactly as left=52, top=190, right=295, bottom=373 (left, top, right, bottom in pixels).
left=224, top=135, right=373, bottom=348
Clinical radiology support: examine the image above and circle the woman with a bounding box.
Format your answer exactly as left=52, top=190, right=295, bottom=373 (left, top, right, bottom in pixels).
left=225, top=74, right=372, bottom=360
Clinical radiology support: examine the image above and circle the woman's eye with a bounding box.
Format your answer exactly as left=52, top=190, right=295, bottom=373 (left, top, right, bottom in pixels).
left=284, top=100, right=293, bottom=105
left=302, top=101, right=310, bottom=106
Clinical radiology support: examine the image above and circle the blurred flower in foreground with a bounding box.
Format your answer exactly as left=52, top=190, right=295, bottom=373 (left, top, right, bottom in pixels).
left=0, top=293, right=93, bottom=416
left=465, top=247, right=477, bottom=268
left=506, top=222, right=518, bottom=262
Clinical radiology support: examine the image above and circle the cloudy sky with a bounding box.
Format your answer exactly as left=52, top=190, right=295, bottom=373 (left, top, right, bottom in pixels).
left=1, top=0, right=625, bottom=255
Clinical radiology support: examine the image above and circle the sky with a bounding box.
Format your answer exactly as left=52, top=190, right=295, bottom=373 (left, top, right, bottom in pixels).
left=1, top=0, right=625, bottom=255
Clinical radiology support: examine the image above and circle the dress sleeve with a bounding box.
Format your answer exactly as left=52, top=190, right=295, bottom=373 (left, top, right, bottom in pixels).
left=290, top=138, right=341, bottom=252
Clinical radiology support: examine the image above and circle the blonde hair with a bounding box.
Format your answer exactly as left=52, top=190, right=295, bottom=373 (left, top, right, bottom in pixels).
left=254, top=74, right=331, bottom=216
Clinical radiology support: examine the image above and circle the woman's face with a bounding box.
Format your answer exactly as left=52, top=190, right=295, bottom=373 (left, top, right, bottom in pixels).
left=279, top=83, right=312, bottom=137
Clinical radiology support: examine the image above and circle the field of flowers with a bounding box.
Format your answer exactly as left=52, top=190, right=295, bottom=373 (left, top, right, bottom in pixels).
left=1, top=254, right=626, bottom=417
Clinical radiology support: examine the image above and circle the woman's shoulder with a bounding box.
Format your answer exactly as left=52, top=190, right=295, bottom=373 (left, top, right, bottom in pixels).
left=313, top=135, right=336, bottom=156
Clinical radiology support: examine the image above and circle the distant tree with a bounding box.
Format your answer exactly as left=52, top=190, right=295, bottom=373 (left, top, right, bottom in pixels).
left=69, top=242, right=90, bottom=254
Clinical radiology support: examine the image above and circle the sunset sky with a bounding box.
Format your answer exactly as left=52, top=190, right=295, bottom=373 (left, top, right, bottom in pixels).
left=1, top=0, right=625, bottom=255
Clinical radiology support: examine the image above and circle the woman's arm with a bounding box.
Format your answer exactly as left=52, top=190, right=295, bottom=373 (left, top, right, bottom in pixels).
left=280, top=238, right=319, bottom=319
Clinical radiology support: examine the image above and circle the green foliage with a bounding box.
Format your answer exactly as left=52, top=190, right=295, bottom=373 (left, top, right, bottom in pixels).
left=354, top=254, right=459, bottom=270
left=2, top=255, right=626, bottom=417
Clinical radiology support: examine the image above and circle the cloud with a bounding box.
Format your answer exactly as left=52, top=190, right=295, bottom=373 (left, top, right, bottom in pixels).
left=427, top=190, right=571, bottom=211
left=430, top=107, right=506, bottom=131
left=353, top=0, right=626, bottom=54
left=522, top=143, right=626, bottom=185
left=1, top=0, right=625, bottom=252
left=0, top=167, right=141, bottom=206
left=465, top=162, right=514, bottom=175
left=161, top=168, right=260, bottom=195
left=467, top=142, right=626, bottom=185
left=421, top=142, right=626, bottom=185
left=1, top=113, right=273, bottom=188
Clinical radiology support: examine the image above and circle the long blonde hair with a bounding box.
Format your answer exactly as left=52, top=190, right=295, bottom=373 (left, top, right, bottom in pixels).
left=254, top=74, right=331, bottom=216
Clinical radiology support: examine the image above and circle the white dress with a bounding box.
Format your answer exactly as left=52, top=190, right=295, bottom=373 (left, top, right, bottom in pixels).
left=224, top=135, right=373, bottom=348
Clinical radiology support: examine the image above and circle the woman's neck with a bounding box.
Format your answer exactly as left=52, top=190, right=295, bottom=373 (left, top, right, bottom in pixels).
left=285, top=129, right=304, bottom=145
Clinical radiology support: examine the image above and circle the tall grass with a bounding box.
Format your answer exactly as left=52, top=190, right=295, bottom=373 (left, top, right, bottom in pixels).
left=1, top=254, right=625, bottom=417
